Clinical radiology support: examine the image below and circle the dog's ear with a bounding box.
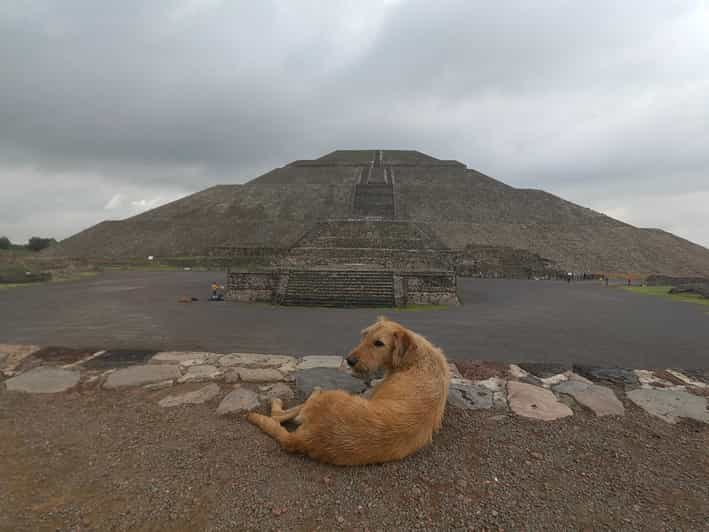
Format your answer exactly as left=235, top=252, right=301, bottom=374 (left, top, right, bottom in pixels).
left=392, top=328, right=413, bottom=368
left=376, top=315, right=388, bottom=323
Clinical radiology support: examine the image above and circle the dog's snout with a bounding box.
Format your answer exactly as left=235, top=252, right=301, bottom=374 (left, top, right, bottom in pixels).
left=346, top=355, right=359, bottom=367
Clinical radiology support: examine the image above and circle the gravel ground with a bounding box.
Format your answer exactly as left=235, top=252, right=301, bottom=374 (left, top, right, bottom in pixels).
left=1, top=386, right=708, bottom=531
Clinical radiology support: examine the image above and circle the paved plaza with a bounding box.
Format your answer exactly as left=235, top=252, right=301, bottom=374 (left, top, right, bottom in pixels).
left=1, top=271, right=708, bottom=368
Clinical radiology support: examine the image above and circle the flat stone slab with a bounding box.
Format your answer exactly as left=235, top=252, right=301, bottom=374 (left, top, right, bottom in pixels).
left=216, top=386, right=260, bottom=415
left=237, top=368, right=284, bottom=383
left=296, top=356, right=343, bottom=370
left=626, top=388, right=709, bottom=424
left=151, top=351, right=218, bottom=364
left=517, top=362, right=572, bottom=379
left=218, top=353, right=295, bottom=368
left=103, top=365, right=180, bottom=389
left=448, top=382, right=494, bottom=410
left=553, top=380, right=625, bottom=416
left=508, top=381, right=573, bottom=421
left=159, top=383, right=220, bottom=408
left=177, top=364, right=223, bottom=384
left=4, top=367, right=80, bottom=393
left=573, top=365, right=639, bottom=386
left=295, top=368, right=367, bottom=398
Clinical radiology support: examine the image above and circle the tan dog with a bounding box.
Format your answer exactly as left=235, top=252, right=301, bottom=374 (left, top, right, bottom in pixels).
left=246, top=318, right=449, bottom=465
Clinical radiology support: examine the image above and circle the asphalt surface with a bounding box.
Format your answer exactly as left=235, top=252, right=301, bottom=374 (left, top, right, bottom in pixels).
left=1, top=271, right=707, bottom=368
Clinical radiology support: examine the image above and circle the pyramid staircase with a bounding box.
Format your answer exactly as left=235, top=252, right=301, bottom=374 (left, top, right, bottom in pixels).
left=282, top=270, right=395, bottom=307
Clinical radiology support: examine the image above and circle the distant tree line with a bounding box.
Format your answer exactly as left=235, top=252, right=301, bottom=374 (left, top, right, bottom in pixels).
left=0, top=236, right=57, bottom=251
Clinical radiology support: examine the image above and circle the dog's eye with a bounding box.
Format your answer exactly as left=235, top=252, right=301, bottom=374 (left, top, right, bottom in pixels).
left=374, top=340, right=384, bottom=347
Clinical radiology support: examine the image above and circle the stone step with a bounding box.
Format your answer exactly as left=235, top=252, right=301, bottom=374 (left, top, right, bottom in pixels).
left=284, top=270, right=394, bottom=307
left=283, top=298, right=394, bottom=307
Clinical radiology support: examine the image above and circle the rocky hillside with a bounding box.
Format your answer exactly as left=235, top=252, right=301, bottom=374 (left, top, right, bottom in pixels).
left=49, top=150, right=709, bottom=276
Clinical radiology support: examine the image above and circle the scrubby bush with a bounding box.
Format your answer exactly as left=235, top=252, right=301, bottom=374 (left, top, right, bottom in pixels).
left=27, top=237, right=56, bottom=252
left=0, top=236, right=10, bottom=250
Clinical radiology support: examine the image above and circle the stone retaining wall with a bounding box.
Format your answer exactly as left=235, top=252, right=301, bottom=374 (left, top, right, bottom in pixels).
left=227, top=268, right=459, bottom=307
left=397, top=272, right=460, bottom=305
left=285, top=248, right=459, bottom=271
left=226, top=270, right=285, bottom=303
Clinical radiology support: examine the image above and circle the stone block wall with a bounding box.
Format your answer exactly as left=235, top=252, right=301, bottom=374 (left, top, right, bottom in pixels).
left=400, top=272, right=460, bottom=306
left=226, top=268, right=459, bottom=307
left=285, top=248, right=459, bottom=271
left=456, top=245, right=557, bottom=279
left=226, top=270, right=285, bottom=303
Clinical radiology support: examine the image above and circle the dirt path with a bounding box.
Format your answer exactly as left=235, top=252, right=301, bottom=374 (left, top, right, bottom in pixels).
left=1, top=388, right=707, bottom=531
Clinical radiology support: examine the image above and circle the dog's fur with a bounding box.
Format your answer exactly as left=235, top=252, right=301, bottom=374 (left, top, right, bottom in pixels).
left=246, top=318, right=449, bottom=465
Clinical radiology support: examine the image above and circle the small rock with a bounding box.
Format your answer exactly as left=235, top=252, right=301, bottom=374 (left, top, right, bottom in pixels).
left=237, top=368, right=284, bottom=383
left=143, top=380, right=174, bottom=391
left=218, top=353, right=295, bottom=368
left=216, top=386, right=260, bottom=415
left=150, top=351, right=215, bottom=364
left=296, top=356, right=343, bottom=370
left=177, top=364, right=222, bottom=384
left=159, top=383, right=221, bottom=408
left=103, top=365, right=181, bottom=389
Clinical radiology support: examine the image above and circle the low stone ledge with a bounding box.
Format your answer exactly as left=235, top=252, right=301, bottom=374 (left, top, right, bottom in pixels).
left=4, top=367, right=80, bottom=394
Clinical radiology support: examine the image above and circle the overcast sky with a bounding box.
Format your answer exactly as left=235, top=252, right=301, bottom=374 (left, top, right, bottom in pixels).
left=1, top=0, right=708, bottom=247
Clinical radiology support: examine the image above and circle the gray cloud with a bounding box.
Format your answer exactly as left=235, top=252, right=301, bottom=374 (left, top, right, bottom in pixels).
left=1, top=0, right=708, bottom=246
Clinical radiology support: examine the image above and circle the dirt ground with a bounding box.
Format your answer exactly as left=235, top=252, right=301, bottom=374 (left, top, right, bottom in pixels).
left=1, top=386, right=707, bottom=531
